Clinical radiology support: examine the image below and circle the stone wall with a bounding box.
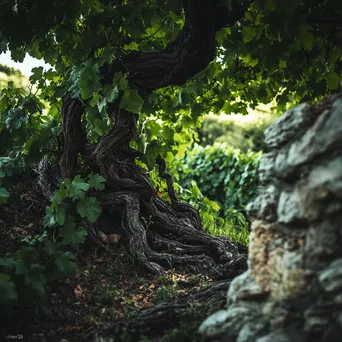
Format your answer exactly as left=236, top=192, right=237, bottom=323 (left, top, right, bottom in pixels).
left=199, top=94, right=342, bottom=342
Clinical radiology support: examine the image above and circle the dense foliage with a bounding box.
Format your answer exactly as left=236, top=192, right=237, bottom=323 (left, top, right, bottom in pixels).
left=0, top=0, right=341, bottom=167
left=0, top=0, right=342, bottom=334
left=177, top=144, right=261, bottom=219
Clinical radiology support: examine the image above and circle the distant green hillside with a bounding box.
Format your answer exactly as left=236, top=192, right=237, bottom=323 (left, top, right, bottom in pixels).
left=0, top=64, right=29, bottom=90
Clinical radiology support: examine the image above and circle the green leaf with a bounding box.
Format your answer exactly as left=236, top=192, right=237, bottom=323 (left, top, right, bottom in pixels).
left=190, top=182, right=201, bottom=198
left=76, top=196, right=102, bottom=222
left=55, top=203, right=66, bottom=225
left=62, top=226, right=87, bottom=249
left=11, top=49, right=25, bottom=62
left=85, top=105, right=101, bottom=126
left=87, top=174, right=106, bottom=190
left=124, top=41, right=139, bottom=51
left=325, top=71, right=340, bottom=90
left=94, top=118, right=109, bottom=135
left=29, top=67, right=44, bottom=84
left=44, top=206, right=56, bottom=228
left=24, top=264, right=46, bottom=295
left=5, top=108, right=27, bottom=132
left=140, top=140, right=161, bottom=169
left=203, top=197, right=220, bottom=211
left=92, top=94, right=107, bottom=114
left=241, top=55, right=259, bottom=67
left=51, top=188, right=67, bottom=204
left=78, top=60, right=102, bottom=100
left=55, top=251, right=77, bottom=277
left=279, top=60, right=287, bottom=68
left=120, top=89, right=144, bottom=114
left=0, top=257, right=19, bottom=270
left=0, top=187, right=9, bottom=198
left=245, top=11, right=254, bottom=22
left=242, top=26, right=255, bottom=43
left=106, top=86, right=119, bottom=103
left=60, top=215, right=87, bottom=249
left=90, top=93, right=101, bottom=107
left=65, top=176, right=90, bottom=200
left=0, top=274, right=17, bottom=303
left=299, top=25, right=314, bottom=51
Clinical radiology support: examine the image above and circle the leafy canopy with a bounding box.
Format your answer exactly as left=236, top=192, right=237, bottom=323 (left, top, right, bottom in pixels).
left=1, top=0, right=341, bottom=165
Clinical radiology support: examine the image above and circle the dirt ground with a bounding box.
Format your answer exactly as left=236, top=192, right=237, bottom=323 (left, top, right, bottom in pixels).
left=0, top=183, right=214, bottom=342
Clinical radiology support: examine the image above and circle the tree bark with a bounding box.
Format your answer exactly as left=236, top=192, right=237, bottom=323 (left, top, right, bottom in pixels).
left=102, top=0, right=250, bottom=92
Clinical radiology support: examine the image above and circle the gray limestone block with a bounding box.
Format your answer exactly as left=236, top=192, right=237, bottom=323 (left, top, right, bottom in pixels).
left=258, top=152, right=276, bottom=184
left=198, top=310, right=231, bottom=338
left=307, top=158, right=342, bottom=201
left=265, top=103, right=312, bottom=148
left=304, top=302, right=334, bottom=334
left=304, top=220, right=341, bottom=269
left=236, top=322, right=268, bottom=342
left=277, top=190, right=302, bottom=224
left=318, top=258, right=342, bottom=294
left=255, top=330, right=291, bottom=342
left=246, top=185, right=279, bottom=221
left=286, top=97, right=342, bottom=170
left=227, top=270, right=268, bottom=304
left=199, top=303, right=260, bottom=340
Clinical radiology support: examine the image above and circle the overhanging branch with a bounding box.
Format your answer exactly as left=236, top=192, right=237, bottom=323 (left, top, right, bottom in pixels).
left=103, top=0, right=251, bottom=92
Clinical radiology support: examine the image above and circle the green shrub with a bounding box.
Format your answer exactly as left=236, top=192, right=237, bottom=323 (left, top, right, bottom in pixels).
left=173, top=179, right=250, bottom=245
left=165, top=143, right=260, bottom=245
left=0, top=172, right=105, bottom=316
left=177, top=144, right=261, bottom=219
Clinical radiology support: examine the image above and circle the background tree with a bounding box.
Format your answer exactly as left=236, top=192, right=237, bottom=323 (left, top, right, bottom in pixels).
left=0, top=0, right=341, bottom=278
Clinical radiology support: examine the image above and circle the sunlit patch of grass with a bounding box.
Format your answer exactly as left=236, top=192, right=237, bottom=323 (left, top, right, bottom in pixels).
left=206, top=210, right=250, bottom=246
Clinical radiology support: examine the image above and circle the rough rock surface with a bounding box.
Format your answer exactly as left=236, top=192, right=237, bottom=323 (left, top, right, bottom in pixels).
left=198, top=94, right=342, bottom=342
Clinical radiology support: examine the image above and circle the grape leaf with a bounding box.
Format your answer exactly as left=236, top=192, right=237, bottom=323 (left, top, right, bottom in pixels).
left=66, top=176, right=90, bottom=200
left=76, top=196, right=102, bottom=222
left=5, top=108, right=27, bottom=132
left=55, top=251, right=77, bottom=277
left=29, top=67, right=44, bottom=84
left=106, top=86, right=119, bottom=103
left=87, top=174, right=106, bottom=190
left=78, top=60, right=102, bottom=100
left=325, top=71, right=340, bottom=90
left=60, top=215, right=87, bottom=249
left=0, top=274, right=17, bottom=303
left=51, top=188, right=67, bottom=204
left=23, top=264, right=46, bottom=295
left=55, top=203, right=66, bottom=225
left=44, top=206, right=56, bottom=228
left=120, top=89, right=144, bottom=114
left=62, top=227, right=87, bottom=249
left=0, top=187, right=9, bottom=198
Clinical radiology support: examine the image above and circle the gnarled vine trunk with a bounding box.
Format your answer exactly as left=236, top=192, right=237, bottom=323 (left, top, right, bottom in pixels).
left=38, top=0, right=251, bottom=279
